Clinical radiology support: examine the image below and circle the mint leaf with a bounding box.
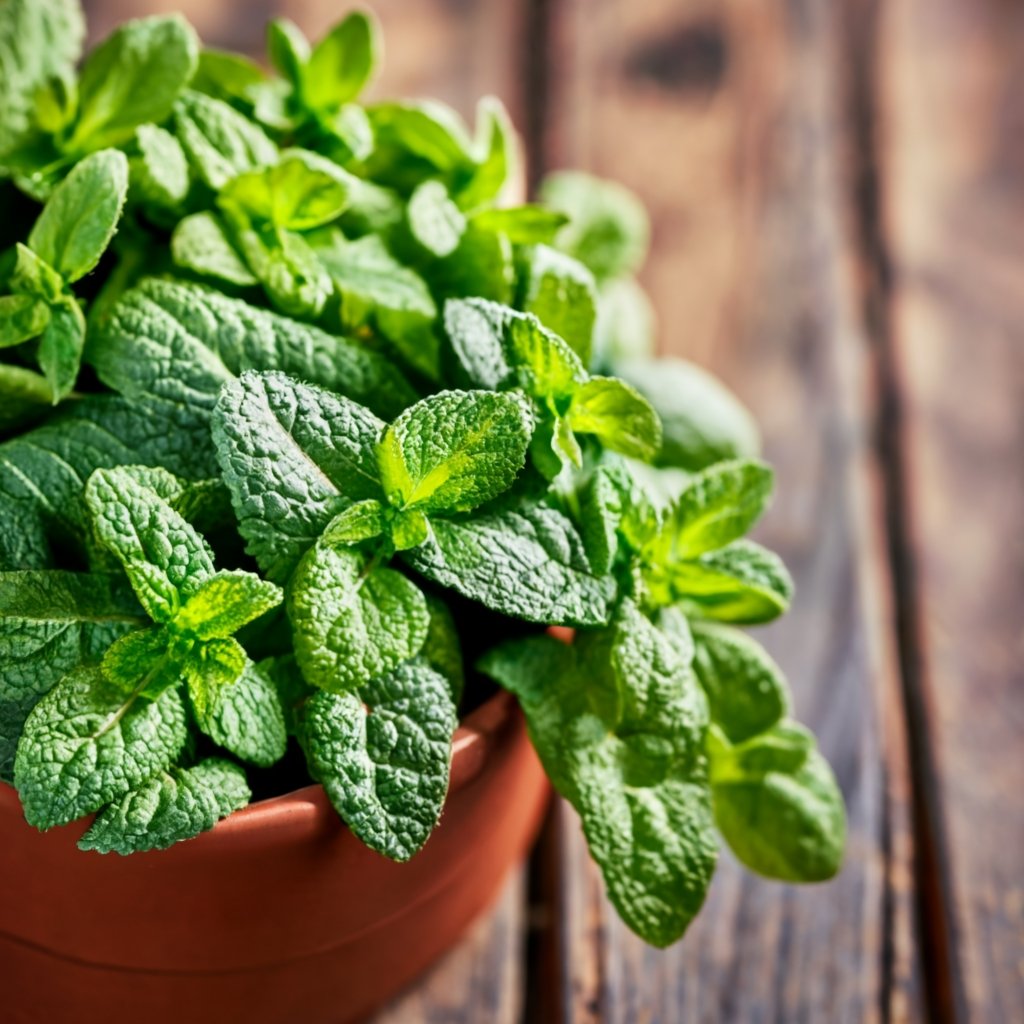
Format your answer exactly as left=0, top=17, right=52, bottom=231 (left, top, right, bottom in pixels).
left=289, top=543, right=429, bottom=693
left=0, top=294, right=50, bottom=348
left=540, top=170, right=650, bottom=283
left=213, top=370, right=385, bottom=582
left=668, top=540, right=793, bottom=624
left=14, top=666, right=188, bottom=828
left=131, top=123, right=190, bottom=212
left=403, top=505, right=615, bottom=626
left=567, top=376, right=661, bottom=460
left=36, top=298, right=85, bottom=401
left=68, top=15, right=199, bottom=153
left=517, top=244, right=597, bottom=365
left=471, top=205, right=568, bottom=244
left=301, top=661, right=456, bottom=860
left=712, top=740, right=845, bottom=883
left=171, top=212, right=258, bottom=286
left=691, top=623, right=789, bottom=743
left=422, top=593, right=464, bottom=703
left=407, top=180, right=466, bottom=257
left=618, top=357, right=761, bottom=472
left=175, top=569, right=283, bottom=639
left=28, top=149, right=129, bottom=283
left=321, top=499, right=385, bottom=547
left=182, top=636, right=247, bottom=723
left=101, top=627, right=183, bottom=700
left=377, top=390, right=531, bottom=515
left=303, top=11, right=379, bottom=110
left=78, top=758, right=250, bottom=854
left=89, top=277, right=417, bottom=417
left=0, top=570, right=143, bottom=779
left=220, top=149, right=350, bottom=231
left=173, top=90, right=278, bottom=191
left=592, top=277, right=656, bottom=370
left=85, top=466, right=216, bottom=621
left=266, top=18, right=310, bottom=85
left=481, top=601, right=718, bottom=946
left=194, top=661, right=286, bottom=767
left=0, top=364, right=53, bottom=435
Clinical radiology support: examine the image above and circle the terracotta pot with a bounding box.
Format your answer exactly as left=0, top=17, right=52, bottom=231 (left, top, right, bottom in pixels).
left=0, top=690, right=549, bottom=1024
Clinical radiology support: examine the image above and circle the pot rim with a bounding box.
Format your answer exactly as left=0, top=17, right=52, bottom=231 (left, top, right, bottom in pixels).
left=0, top=688, right=516, bottom=851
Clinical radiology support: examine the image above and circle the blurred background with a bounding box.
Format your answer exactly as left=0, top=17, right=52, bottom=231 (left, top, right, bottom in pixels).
left=81, top=1, right=1024, bottom=1021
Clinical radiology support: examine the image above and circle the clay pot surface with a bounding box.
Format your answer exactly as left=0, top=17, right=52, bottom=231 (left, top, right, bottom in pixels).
left=0, top=690, right=549, bottom=1024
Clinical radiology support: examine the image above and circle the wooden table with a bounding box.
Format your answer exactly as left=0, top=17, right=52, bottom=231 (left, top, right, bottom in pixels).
left=84, top=1, right=1024, bottom=1019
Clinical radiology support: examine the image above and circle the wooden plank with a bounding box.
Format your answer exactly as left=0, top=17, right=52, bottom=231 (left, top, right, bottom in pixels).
left=372, top=870, right=526, bottom=1024
left=539, top=0, right=922, bottom=1018
left=879, top=0, right=1024, bottom=1018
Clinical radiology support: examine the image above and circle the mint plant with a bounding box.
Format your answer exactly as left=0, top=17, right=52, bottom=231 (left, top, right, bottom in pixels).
left=0, top=0, right=845, bottom=947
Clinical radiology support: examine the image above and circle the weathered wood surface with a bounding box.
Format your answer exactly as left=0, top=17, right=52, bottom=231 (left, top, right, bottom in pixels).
left=879, top=0, right=1024, bottom=1019
left=76, top=1, right=1024, bottom=1020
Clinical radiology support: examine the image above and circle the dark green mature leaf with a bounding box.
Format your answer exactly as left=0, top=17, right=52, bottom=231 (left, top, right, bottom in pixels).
left=0, top=0, right=83, bottom=156
left=617, top=357, right=761, bottom=472
left=194, top=661, right=287, bottom=767
left=36, top=299, right=85, bottom=401
left=301, top=661, right=456, bottom=860
left=481, top=600, right=718, bottom=946
left=669, top=540, right=793, bottom=624
left=14, top=666, right=188, bottom=829
left=0, top=570, right=144, bottom=780
left=517, top=244, right=597, bottom=365
left=28, top=149, right=129, bottom=283
left=377, top=390, right=531, bottom=515
left=213, top=370, right=385, bottom=582
left=173, top=91, right=278, bottom=191
left=68, top=15, right=199, bottom=153
left=0, top=395, right=217, bottom=570
left=85, top=466, right=216, bottom=621
left=540, top=170, right=650, bottom=283
left=78, top=758, right=251, bottom=854
left=89, top=277, right=417, bottom=418
left=171, top=211, right=257, bottom=286
left=289, top=543, right=429, bottom=693
left=403, top=504, right=615, bottom=627
left=0, top=364, right=53, bottom=435
left=691, top=622, right=789, bottom=743
left=712, top=741, right=845, bottom=883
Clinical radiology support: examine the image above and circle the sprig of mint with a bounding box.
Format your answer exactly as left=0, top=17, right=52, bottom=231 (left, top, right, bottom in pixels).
left=0, top=0, right=844, bottom=946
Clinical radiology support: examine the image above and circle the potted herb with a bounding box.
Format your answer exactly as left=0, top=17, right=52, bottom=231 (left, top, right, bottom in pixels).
left=0, top=2, right=846, bottom=1020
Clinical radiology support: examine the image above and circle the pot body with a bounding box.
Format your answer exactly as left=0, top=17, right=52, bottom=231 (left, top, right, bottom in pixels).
left=0, top=691, right=548, bottom=1024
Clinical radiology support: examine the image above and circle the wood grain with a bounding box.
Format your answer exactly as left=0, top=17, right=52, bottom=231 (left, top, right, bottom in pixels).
left=540, top=0, right=922, bottom=1018
left=879, top=0, right=1024, bottom=1017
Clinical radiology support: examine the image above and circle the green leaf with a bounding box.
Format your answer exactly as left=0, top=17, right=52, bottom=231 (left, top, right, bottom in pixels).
left=712, top=743, right=845, bottom=883
left=481, top=601, right=718, bottom=946
left=37, top=298, right=85, bottom=401
left=220, top=149, right=350, bottom=231
left=89, top=277, right=417, bottom=418
left=313, top=232, right=440, bottom=380
left=289, top=543, right=429, bottom=693
left=173, top=91, right=278, bottom=191
left=471, top=205, right=568, bottom=244
left=304, top=11, right=380, bottom=110
left=656, top=459, right=774, bottom=561
left=407, top=180, right=466, bottom=257
left=0, top=0, right=83, bottom=156
left=367, top=100, right=474, bottom=185
left=101, top=627, right=183, bottom=699
left=301, top=661, right=456, bottom=860
left=540, top=170, right=650, bottom=282
left=403, top=505, right=615, bottom=627
left=455, top=97, right=516, bottom=211
left=213, top=370, right=385, bottom=582
left=78, top=758, right=251, bottom=854
left=182, top=635, right=247, bottom=723
left=28, top=149, right=128, bottom=283
left=131, top=123, right=190, bottom=211
left=691, top=622, right=789, bottom=743
left=171, top=212, right=258, bottom=287
left=422, top=593, right=464, bottom=703
left=194, top=661, right=286, bottom=767
left=567, top=376, right=662, bottom=460
left=377, top=390, right=531, bottom=515
left=0, top=364, right=53, bottom=435
left=85, top=466, right=216, bottom=621
left=266, top=18, right=309, bottom=86
left=68, top=15, right=199, bottom=153
left=174, top=569, right=283, bottom=639
left=517, top=244, right=597, bottom=365
left=617, top=358, right=761, bottom=472
left=0, top=294, right=50, bottom=348
left=191, top=49, right=266, bottom=105
left=14, top=666, right=188, bottom=829
left=321, top=499, right=386, bottom=546
left=591, top=276, right=656, bottom=370
left=10, top=242, right=64, bottom=302
left=429, top=222, right=515, bottom=304
left=0, top=570, right=143, bottom=780
left=667, top=540, right=793, bottom=624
